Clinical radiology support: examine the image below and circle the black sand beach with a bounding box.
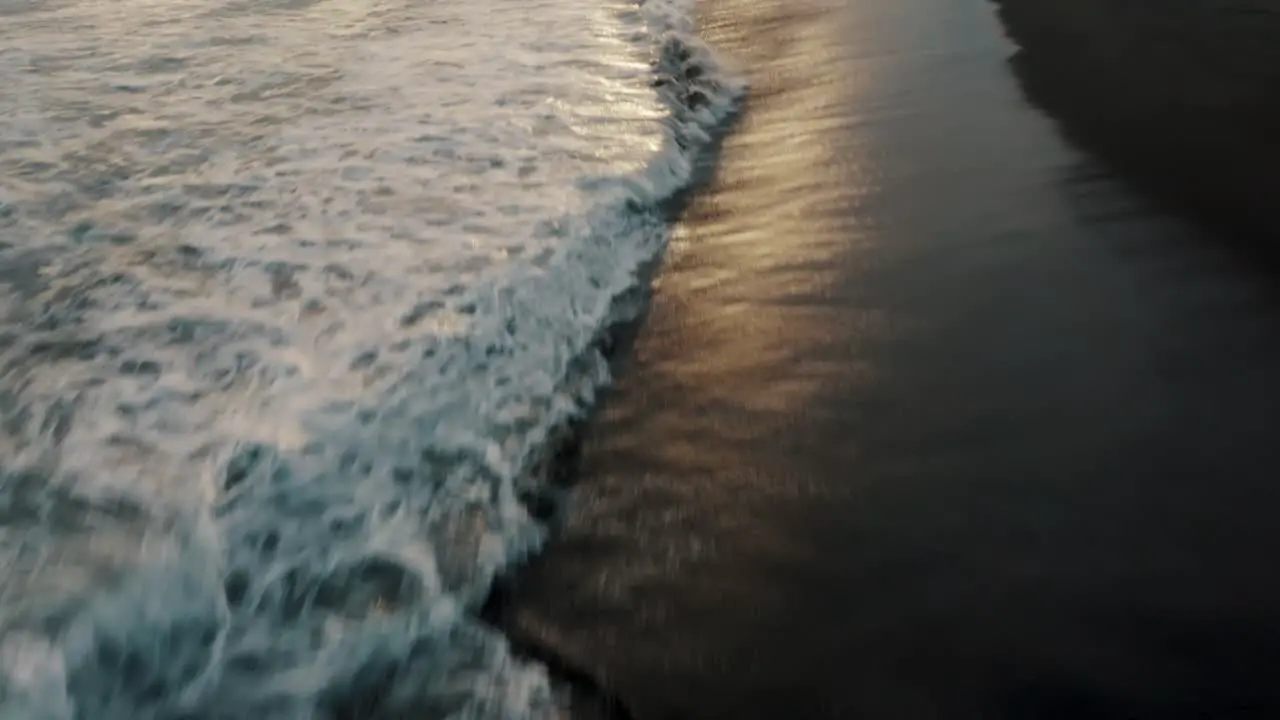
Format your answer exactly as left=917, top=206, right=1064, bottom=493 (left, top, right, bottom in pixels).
left=992, top=0, right=1280, bottom=253
left=498, top=0, right=1280, bottom=717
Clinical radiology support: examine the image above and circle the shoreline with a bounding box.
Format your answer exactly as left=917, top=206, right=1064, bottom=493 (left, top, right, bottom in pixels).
left=495, top=0, right=1280, bottom=717
left=493, top=1, right=890, bottom=716
left=481, top=132, right=741, bottom=720
left=991, top=0, right=1280, bottom=256
left=481, top=42, right=744, bottom=720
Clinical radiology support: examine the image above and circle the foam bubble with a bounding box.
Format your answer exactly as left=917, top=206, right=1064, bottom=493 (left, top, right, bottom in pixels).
left=0, top=0, right=743, bottom=717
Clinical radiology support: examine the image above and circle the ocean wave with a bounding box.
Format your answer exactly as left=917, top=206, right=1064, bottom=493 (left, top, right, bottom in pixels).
left=0, top=0, right=742, bottom=718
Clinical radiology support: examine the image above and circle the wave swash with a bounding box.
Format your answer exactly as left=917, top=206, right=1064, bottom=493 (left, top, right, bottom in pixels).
left=0, top=0, right=742, bottom=717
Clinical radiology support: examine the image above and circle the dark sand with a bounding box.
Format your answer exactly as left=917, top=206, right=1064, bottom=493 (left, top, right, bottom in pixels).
left=498, top=0, right=1280, bottom=718
left=992, top=0, right=1280, bottom=253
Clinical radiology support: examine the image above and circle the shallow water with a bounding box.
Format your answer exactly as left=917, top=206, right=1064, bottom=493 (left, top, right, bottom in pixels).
left=500, top=0, right=1280, bottom=718
left=0, top=1, right=741, bottom=717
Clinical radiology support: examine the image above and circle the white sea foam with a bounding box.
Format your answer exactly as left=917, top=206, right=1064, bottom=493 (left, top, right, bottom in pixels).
left=0, top=0, right=741, bottom=717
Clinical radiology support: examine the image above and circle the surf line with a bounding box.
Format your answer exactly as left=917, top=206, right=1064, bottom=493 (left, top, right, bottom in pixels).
left=476, top=4, right=745, bottom=716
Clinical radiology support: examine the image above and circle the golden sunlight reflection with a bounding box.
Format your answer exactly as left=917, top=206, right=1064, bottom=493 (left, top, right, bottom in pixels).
left=569, top=1, right=671, bottom=164
left=641, top=0, right=887, bottom=434
left=497, top=4, right=898, bottom=672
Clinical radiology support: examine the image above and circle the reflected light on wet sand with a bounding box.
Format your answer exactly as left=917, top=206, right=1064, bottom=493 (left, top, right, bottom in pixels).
left=502, top=0, right=1280, bottom=718
left=494, top=7, right=902, bottom=711
left=644, top=0, right=886, bottom=433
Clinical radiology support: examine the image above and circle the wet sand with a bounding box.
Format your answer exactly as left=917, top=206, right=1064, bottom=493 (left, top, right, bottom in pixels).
left=498, top=0, right=1280, bottom=718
